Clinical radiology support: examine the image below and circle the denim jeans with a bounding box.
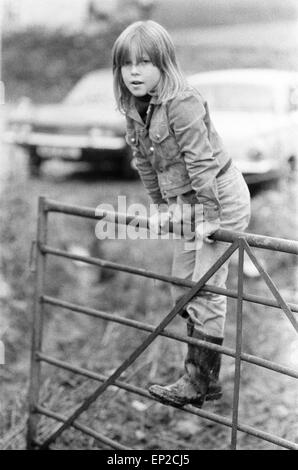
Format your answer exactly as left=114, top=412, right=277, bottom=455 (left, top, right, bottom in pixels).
left=171, top=164, right=251, bottom=337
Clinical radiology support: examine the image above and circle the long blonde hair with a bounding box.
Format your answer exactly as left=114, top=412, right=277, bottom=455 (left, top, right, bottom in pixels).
left=112, top=20, right=187, bottom=113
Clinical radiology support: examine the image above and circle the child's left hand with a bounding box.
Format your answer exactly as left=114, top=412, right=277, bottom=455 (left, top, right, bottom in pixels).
left=195, top=219, right=220, bottom=244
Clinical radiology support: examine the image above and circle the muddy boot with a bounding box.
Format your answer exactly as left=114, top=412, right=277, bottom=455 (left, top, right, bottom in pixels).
left=184, top=320, right=223, bottom=402
left=178, top=312, right=222, bottom=401
left=185, top=322, right=223, bottom=406
left=205, top=349, right=222, bottom=402
left=148, top=321, right=223, bottom=408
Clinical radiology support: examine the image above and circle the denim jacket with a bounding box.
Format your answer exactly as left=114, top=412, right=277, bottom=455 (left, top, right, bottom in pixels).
left=125, top=87, right=230, bottom=220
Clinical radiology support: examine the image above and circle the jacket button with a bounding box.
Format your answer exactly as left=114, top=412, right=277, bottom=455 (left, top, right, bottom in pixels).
left=150, top=146, right=154, bottom=153
left=156, top=134, right=160, bottom=139
left=131, top=137, right=135, bottom=143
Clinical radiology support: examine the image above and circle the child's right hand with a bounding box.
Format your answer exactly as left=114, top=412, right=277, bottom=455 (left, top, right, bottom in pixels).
left=195, top=218, right=220, bottom=244
left=149, top=211, right=172, bottom=235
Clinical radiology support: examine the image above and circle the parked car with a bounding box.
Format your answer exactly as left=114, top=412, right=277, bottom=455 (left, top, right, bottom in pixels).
left=5, top=68, right=298, bottom=184
left=4, top=69, right=136, bottom=177
left=188, top=69, right=298, bottom=184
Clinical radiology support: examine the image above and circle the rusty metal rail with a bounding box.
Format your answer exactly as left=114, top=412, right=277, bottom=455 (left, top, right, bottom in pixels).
left=27, top=196, right=298, bottom=451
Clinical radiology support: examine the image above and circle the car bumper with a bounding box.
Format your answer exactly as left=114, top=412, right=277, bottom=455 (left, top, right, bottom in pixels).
left=235, top=160, right=281, bottom=182
left=3, top=131, right=126, bottom=151
left=236, top=160, right=279, bottom=174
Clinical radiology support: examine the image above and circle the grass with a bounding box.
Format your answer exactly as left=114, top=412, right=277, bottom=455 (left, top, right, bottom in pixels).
left=2, top=1, right=298, bottom=103
left=0, top=163, right=297, bottom=450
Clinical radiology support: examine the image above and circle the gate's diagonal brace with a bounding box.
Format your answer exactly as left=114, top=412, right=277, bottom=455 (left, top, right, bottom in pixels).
left=38, top=240, right=239, bottom=449
left=243, top=240, right=298, bottom=333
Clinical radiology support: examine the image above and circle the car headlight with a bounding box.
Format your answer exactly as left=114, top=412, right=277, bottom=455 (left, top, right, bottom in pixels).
left=20, top=123, right=32, bottom=135
left=9, top=122, right=32, bottom=135
left=89, top=127, right=115, bottom=138
left=247, top=148, right=266, bottom=161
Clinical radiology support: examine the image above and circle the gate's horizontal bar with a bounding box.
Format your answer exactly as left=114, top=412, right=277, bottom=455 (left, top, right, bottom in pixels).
left=40, top=243, right=239, bottom=450
left=36, top=353, right=298, bottom=451
left=42, top=295, right=298, bottom=379
left=41, top=245, right=298, bottom=314
left=34, top=405, right=131, bottom=450
left=44, top=198, right=298, bottom=255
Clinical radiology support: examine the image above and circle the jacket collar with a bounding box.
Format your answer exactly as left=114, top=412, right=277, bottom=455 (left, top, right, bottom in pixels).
left=126, top=94, right=159, bottom=124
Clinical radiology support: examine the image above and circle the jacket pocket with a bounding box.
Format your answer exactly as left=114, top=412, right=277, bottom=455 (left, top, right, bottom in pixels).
left=149, top=123, right=169, bottom=144
left=125, top=129, right=139, bottom=147
left=149, top=124, right=179, bottom=160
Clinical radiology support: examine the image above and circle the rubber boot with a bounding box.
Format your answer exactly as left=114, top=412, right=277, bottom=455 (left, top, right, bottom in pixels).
left=205, top=353, right=222, bottom=401
left=148, top=322, right=223, bottom=408
left=184, top=322, right=223, bottom=406
left=179, top=310, right=222, bottom=401
left=185, top=320, right=222, bottom=402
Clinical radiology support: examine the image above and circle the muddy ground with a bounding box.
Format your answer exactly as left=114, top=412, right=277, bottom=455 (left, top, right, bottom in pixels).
left=0, top=149, right=297, bottom=450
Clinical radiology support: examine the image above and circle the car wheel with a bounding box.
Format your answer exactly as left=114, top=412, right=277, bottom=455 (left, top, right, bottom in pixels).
left=28, top=147, right=42, bottom=177
left=284, top=155, right=297, bottom=186
left=279, top=156, right=297, bottom=187
left=288, top=155, right=296, bottom=174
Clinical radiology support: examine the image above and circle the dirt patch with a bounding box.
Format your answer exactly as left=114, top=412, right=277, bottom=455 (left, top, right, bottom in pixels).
left=0, top=163, right=297, bottom=450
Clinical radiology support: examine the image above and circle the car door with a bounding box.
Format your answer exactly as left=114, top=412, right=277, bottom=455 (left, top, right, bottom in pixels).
left=274, top=81, right=298, bottom=172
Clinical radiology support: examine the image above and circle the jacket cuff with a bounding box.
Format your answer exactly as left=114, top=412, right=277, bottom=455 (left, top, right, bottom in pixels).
left=203, top=205, right=220, bottom=221
left=149, top=190, right=168, bottom=206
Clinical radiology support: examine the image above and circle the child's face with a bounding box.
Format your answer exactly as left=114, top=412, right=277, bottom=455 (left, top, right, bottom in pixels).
left=121, top=53, right=161, bottom=97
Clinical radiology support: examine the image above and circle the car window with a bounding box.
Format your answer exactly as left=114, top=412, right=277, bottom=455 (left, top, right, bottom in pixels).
left=192, top=83, right=275, bottom=112
left=64, top=71, right=114, bottom=106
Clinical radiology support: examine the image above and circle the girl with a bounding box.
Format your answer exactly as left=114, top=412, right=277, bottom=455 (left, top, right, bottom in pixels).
left=112, top=20, right=251, bottom=408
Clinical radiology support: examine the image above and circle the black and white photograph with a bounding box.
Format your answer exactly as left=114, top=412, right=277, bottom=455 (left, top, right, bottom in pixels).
left=0, top=0, right=297, bottom=452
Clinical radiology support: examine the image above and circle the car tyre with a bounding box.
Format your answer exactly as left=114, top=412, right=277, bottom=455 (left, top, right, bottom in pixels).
left=28, top=147, right=42, bottom=177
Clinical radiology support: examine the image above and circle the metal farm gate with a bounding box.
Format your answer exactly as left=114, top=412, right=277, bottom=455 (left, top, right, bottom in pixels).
left=27, top=196, right=298, bottom=450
